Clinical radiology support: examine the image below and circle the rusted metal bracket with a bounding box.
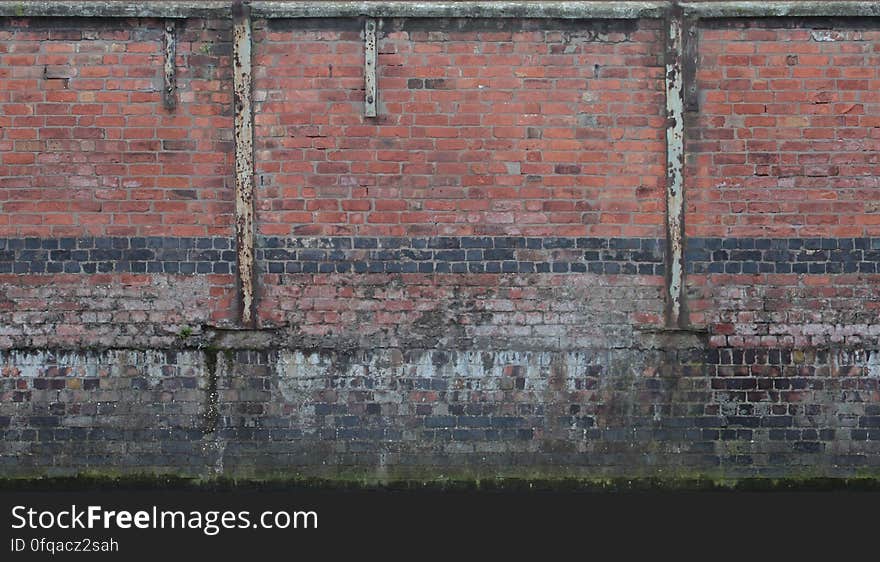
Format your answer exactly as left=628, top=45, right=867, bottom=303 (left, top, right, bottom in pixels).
left=664, top=4, right=687, bottom=329
left=682, top=16, right=699, bottom=113
left=163, top=21, right=178, bottom=110
left=364, top=18, right=378, bottom=118
left=232, top=0, right=256, bottom=327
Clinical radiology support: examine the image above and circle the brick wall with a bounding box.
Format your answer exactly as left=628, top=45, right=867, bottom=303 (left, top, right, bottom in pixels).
left=253, top=18, right=665, bottom=239
left=252, top=17, right=667, bottom=346
left=687, top=19, right=880, bottom=350
left=2, top=11, right=880, bottom=480
left=0, top=17, right=237, bottom=347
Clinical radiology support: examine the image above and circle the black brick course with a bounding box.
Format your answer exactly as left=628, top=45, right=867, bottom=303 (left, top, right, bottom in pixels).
left=688, top=237, right=880, bottom=274
left=0, top=237, right=236, bottom=275
left=6, top=236, right=880, bottom=276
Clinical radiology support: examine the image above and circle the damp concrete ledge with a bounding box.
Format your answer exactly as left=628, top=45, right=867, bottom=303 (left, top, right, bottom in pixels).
left=0, top=1, right=667, bottom=19
left=5, top=1, right=880, bottom=21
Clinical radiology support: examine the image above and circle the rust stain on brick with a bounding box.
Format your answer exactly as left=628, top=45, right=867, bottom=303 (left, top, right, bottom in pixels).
left=233, top=0, right=256, bottom=327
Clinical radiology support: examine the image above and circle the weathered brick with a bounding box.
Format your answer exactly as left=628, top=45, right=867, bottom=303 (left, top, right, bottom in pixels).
left=0, top=14, right=879, bottom=482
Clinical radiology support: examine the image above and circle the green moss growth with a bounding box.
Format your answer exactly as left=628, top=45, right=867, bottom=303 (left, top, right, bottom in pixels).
left=4, top=473, right=880, bottom=493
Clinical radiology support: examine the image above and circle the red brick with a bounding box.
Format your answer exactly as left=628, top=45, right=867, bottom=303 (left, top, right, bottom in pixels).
left=254, top=20, right=664, bottom=238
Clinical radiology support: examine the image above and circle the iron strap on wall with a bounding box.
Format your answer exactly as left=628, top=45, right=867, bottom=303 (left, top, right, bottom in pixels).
left=3, top=0, right=879, bottom=329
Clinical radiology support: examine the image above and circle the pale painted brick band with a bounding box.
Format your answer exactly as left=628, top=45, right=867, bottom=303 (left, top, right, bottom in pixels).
left=258, top=236, right=665, bottom=275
